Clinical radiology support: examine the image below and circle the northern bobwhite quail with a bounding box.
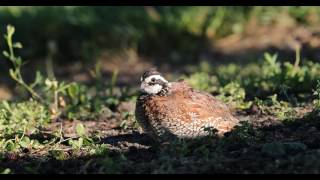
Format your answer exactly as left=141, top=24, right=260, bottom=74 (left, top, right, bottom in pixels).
left=135, top=69, right=239, bottom=142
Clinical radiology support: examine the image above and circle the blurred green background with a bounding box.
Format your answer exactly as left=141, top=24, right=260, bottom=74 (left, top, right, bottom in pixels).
left=1, top=6, right=320, bottom=99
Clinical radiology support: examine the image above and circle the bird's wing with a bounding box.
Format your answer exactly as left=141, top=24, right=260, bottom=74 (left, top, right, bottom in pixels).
left=170, top=81, right=234, bottom=118
left=170, top=81, right=239, bottom=133
left=143, top=81, right=239, bottom=135
left=189, top=90, right=239, bottom=132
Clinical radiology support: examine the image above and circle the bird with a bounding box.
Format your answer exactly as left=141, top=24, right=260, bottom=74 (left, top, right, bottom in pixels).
left=135, top=69, right=240, bottom=142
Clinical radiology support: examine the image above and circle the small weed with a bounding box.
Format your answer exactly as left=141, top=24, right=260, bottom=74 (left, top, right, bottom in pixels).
left=2, top=25, right=43, bottom=101
left=223, top=121, right=262, bottom=146
left=313, top=80, right=320, bottom=110
left=254, top=94, right=297, bottom=120
left=0, top=168, right=11, bottom=174
left=120, top=111, right=139, bottom=130
left=0, top=99, right=50, bottom=136
left=68, top=123, right=94, bottom=149
left=183, top=72, right=219, bottom=92
left=217, top=82, right=252, bottom=110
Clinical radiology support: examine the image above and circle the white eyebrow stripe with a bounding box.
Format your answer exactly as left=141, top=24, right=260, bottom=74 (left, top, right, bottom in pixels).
left=145, top=75, right=168, bottom=83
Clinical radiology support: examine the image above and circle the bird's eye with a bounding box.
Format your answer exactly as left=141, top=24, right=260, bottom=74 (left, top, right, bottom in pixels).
left=151, top=78, right=156, bottom=82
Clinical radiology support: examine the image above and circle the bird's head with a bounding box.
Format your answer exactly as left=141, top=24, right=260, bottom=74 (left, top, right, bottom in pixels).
left=139, top=69, right=169, bottom=95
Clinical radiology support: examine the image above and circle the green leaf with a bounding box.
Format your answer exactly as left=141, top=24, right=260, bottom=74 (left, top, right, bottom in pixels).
left=5, top=140, right=16, bottom=151
left=2, top=51, right=9, bottom=58
left=19, top=140, right=29, bottom=148
left=1, top=168, right=11, bottom=174
left=264, top=52, right=278, bottom=63
left=45, top=78, right=53, bottom=87
left=75, top=123, right=86, bottom=137
left=67, top=83, right=79, bottom=99
left=16, top=57, right=22, bottom=66
left=13, top=42, right=23, bottom=49
left=6, top=25, right=15, bottom=36
left=31, top=71, right=43, bottom=88
left=77, top=137, right=83, bottom=148
left=83, top=137, right=94, bottom=145
left=35, top=71, right=43, bottom=83
left=68, top=138, right=84, bottom=149
left=1, top=101, right=11, bottom=111
left=49, top=150, right=67, bottom=160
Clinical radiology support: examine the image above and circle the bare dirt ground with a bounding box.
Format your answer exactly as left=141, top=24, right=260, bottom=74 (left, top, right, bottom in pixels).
left=1, top=103, right=318, bottom=173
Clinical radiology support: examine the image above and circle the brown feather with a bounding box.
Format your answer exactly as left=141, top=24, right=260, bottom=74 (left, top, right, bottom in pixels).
left=136, top=80, right=239, bottom=141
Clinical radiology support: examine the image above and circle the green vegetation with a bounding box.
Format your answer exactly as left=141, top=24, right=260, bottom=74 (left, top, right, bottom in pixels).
left=0, top=6, right=320, bottom=174
left=1, top=6, right=320, bottom=63
left=313, top=81, right=320, bottom=109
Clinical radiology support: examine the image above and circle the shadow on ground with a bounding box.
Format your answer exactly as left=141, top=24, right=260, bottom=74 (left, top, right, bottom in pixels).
left=1, top=109, right=320, bottom=173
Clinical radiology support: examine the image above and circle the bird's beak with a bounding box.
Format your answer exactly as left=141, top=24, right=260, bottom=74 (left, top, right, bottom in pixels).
left=155, top=79, right=167, bottom=86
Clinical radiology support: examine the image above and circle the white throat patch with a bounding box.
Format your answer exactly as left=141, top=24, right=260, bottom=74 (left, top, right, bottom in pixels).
left=140, top=75, right=168, bottom=95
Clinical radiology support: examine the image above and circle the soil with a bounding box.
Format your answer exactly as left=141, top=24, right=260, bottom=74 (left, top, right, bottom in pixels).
left=1, top=103, right=319, bottom=173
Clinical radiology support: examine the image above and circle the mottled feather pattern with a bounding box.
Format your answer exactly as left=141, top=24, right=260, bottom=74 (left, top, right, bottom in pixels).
left=136, top=80, right=239, bottom=142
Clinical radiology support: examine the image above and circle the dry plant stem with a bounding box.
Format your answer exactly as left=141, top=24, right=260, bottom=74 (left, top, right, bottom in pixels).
left=293, top=45, right=301, bottom=76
